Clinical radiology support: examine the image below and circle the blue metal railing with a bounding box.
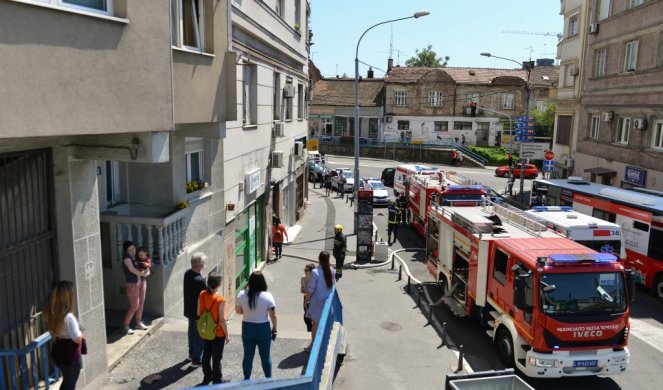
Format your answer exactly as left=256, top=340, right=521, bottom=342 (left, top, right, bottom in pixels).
left=456, top=145, right=488, bottom=166
left=0, top=332, right=59, bottom=390
left=199, top=286, right=343, bottom=389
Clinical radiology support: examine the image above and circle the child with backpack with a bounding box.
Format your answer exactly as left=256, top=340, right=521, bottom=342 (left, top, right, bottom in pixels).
left=197, top=272, right=230, bottom=385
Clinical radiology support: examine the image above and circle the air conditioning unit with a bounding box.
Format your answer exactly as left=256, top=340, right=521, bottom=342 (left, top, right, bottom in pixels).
left=283, top=84, right=295, bottom=98
left=589, top=23, right=599, bottom=34
left=273, top=122, right=285, bottom=137
left=385, top=116, right=392, bottom=123
left=565, top=158, right=574, bottom=168
left=634, top=118, right=647, bottom=130
left=569, top=65, right=579, bottom=76
left=271, top=151, right=283, bottom=168
left=601, top=112, right=613, bottom=122
left=294, top=141, right=304, bottom=158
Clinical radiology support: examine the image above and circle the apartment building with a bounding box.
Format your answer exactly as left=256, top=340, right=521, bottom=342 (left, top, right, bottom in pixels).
left=572, top=0, right=663, bottom=189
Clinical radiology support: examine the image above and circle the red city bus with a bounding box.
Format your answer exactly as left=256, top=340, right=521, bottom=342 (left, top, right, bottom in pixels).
left=531, top=177, right=663, bottom=300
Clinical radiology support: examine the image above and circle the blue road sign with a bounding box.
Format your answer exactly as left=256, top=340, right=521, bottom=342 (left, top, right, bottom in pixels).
left=515, top=123, right=535, bottom=129
left=515, top=135, right=535, bottom=143
left=543, top=160, right=554, bottom=172
left=516, top=116, right=534, bottom=122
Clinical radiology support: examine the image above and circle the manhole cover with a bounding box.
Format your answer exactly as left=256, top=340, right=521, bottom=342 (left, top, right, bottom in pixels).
left=380, top=322, right=402, bottom=332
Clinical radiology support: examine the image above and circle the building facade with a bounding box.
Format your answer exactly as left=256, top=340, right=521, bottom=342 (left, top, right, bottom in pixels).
left=574, top=0, right=663, bottom=189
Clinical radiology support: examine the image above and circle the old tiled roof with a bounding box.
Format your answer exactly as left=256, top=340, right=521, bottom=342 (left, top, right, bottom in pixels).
left=310, top=78, right=384, bottom=106
left=529, top=66, right=560, bottom=87
left=385, top=66, right=528, bottom=84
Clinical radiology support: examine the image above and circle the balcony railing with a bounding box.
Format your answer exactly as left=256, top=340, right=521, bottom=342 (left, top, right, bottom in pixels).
left=0, top=332, right=59, bottom=390
left=100, top=207, right=190, bottom=266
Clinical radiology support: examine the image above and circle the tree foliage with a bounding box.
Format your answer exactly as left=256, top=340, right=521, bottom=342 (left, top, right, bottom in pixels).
left=530, top=103, right=556, bottom=137
left=405, top=45, right=450, bottom=68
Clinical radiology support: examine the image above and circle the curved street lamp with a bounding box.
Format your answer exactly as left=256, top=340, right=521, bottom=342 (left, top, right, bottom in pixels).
left=353, top=10, right=430, bottom=200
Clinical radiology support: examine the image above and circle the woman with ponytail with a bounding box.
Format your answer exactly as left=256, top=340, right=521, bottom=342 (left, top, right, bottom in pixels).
left=305, top=251, right=336, bottom=350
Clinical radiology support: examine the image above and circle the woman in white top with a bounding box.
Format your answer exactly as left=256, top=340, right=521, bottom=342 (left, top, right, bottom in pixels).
left=44, top=281, right=84, bottom=390
left=235, top=271, right=277, bottom=380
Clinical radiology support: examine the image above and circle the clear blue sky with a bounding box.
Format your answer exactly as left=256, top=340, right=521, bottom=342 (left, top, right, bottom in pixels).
left=310, top=0, right=563, bottom=77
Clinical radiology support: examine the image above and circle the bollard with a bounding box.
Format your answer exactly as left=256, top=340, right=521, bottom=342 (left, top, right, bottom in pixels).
left=406, top=275, right=411, bottom=293
left=416, top=287, right=422, bottom=307
left=398, top=264, right=402, bottom=281
left=456, top=345, right=464, bottom=372
left=440, top=322, right=447, bottom=347
left=390, top=254, right=395, bottom=270
left=427, top=304, right=434, bottom=325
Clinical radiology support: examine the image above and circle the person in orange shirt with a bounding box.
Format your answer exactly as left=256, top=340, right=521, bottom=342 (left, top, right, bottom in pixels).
left=197, top=272, right=230, bottom=385
left=271, top=217, right=289, bottom=262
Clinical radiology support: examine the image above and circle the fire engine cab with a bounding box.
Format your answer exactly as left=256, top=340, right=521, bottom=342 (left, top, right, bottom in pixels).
left=426, top=200, right=632, bottom=378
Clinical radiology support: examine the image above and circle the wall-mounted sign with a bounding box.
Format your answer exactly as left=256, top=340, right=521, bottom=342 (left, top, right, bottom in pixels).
left=246, top=169, right=261, bottom=194
left=624, top=166, right=646, bottom=187
left=307, top=139, right=319, bottom=151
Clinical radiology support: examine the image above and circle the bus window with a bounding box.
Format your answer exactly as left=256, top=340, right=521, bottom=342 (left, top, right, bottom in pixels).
left=649, top=227, right=663, bottom=261
left=577, top=240, right=621, bottom=255
left=593, top=208, right=617, bottom=223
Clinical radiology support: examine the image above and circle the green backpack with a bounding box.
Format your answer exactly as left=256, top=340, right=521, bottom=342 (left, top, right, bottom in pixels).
left=197, top=294, right=217, bottom=341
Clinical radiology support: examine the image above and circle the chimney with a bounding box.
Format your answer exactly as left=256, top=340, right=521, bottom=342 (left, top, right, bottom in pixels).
left=367, top=67, right=374, bottom=79
left=387, top=58, right=393, bottom=73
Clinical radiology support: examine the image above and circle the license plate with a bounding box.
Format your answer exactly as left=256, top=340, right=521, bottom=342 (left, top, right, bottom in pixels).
left=573, top=360, right=598, bottom=368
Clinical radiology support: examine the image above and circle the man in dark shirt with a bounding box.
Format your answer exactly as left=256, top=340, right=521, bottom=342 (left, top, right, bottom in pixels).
left=183, top=252, right=207, bottom=367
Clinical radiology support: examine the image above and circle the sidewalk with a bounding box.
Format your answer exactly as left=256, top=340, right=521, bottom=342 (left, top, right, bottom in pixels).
left=104, top=185, right=460, bottom=389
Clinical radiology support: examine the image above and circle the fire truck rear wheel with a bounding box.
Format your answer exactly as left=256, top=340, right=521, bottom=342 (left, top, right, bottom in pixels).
left=654, top=274, right=663, bottom=302
left=496, top=327, right=515, bottom=367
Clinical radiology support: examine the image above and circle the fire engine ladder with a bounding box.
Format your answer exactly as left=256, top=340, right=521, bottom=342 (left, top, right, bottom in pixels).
left=479, top=199, right=547, bottom=235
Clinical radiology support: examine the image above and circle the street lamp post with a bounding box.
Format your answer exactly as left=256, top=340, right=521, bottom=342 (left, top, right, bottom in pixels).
left=354, top=10, right=430, bottom=233
left=480, top=52, right=535, bottom=202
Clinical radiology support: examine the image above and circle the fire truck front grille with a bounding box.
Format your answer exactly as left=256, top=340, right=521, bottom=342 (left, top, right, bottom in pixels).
left=543, top=328, right=627, bottom=349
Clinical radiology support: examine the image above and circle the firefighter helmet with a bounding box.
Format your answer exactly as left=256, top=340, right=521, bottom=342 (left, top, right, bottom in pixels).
left=335, top=224, right=343, bottom=232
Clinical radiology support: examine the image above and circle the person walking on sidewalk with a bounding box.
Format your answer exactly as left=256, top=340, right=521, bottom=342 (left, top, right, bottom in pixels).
left=184, top=252, right=207, bottom=367
left=323, top=170, right=332, bottom=196
left=121, top=241, right=149, bottom=335
left=235, top=271, right=277, bottom=380
left=270, top=217, right=288, bottom=262
left=305, top=251, right=336, bottom=350
left=197, top=272, right=230, bottom=385
left=387, top=202, right=401, bottom=246
left=332, top=225, right=346, bottom=280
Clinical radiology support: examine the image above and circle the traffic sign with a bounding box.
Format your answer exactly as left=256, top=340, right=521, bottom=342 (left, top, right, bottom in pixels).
left=515, top=135, right=535, bottom=143
left=543, top=160, right=554, bottom=172
left=544, top=150, right=555, bottom=161
left=516, top=116, right=534, bottom=122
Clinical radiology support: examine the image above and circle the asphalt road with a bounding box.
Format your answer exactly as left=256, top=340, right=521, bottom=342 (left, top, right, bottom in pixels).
left=323, top=155, right=663, bottom=390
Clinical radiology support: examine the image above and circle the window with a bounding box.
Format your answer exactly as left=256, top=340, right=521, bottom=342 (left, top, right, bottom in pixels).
left=616, top=117, right=630, bottom=144
left=536, top=101, right=548, bottom=112
left=466, top=92, right=480, bottom=107
left=394, top=91, right=408, bottom=106
left=294, top=0, right=301, bottom=27
left=242, top=64, right=257, bottom=125
left=592, top=208, right=616, bottom=223
left=172, top=0, right=207, bottom=53
left=397, top=120, right=409, bottom=130
left=185, top=137, right=204, bottom=184
left=428, top=91, right=443, bottom=107
left=453, top=121, right=472, bottom=130
left=275, top=0, right=285, bottom=18
left=598, top=0, right=611, bottom=20
left=285, top=80, right=293, bottom=121
left=628, top=0, right=643, bottom=9
left=434, top=121, right=448, bottom=132
left=594, top=48, right=607, bottom=77
left=477, top=122, right=489, bottom=131
left=297, top=84, right=304, bottom=120
left=568, top=13, right=579, bottom=37
left=623, top=40, right=638, bottom=72
left=556, top=115, right=572, bottom=145
left=273, top=72, right=281, bottom=120
left=493, top=249, right=508, bottom=285
left=349, top=117, right=355, bottom=136
left=37, top=0, right=112, bottom=15
left=334, top=116, right=347, bottom=136
left=652, top=121, right=663, bottom=149
left=105, top=161, right=122, bottom=207
left=590, top=115, right=601, bottom=139
left=501, top=93, right=514, bottom=109
left=368, top=118, right=379, bottom=138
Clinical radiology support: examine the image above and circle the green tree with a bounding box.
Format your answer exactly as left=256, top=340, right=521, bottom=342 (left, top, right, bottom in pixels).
left=530, top=103, right=556, bottom=137
left=405, top=45, right=450, bottom=67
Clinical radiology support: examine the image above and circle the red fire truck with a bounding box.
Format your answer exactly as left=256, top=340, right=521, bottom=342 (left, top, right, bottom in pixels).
left=426, top=200, right=633, bottom=378
left=406, top=172, right=488, bottom=236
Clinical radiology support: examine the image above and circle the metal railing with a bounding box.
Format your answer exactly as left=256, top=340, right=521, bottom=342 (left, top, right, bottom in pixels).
left=201, top=287, right=344, bottom=390
left=0, top=332, right=59, bottom=390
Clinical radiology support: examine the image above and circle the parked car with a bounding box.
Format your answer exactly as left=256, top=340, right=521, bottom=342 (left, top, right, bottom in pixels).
left=495, top=163, right=539, bottom=179
left=359, top=177, right=391, bottom=206
left=380, top=167, right=395, bottom=187
left=331, top=168, right=354, bottom=192
left=307, top=160, right=325, bottom=182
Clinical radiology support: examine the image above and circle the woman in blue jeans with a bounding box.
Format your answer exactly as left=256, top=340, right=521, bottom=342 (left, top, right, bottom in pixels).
left=235, top=271, right=278, bottom=379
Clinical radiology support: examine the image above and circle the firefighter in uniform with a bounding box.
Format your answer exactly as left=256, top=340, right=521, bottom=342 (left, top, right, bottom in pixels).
left=387, top=202, right=402, bottom=246
left=396, top=193, right=408, bottom=226
left=333, top=224, right=347, bottom=280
